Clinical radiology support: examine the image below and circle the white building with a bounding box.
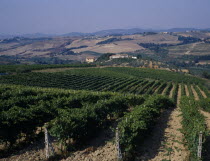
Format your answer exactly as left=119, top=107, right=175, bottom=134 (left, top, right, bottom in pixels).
left=109, top=54, right=129, bottom=59
left=86, top=57, right=96, bottom=63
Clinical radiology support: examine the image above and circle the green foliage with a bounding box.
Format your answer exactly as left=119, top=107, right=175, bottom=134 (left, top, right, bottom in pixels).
left=104, top=67, right=203, bottom=84
left=193, top=85, right=203, bottom=100
left=156, top=82, right=167, bottom=94
left=96, top=38, right=120, bottom=45
left=199, top=85, right=210, bottom=97
left=202, top=71, right=210, bottom=79
left=138, top=43, right=169, bottom=55
left=49, top=95, right=146, bottom=149
left=145, top=81, right=161, bottom=95
left=178, top=36, right=201, bottom=44
left=96, top=53, right=115, bottom=62
left=172, top=83, right=179, bottom=103
left=0, top=85, right=114, bottom=146
left=0, top=71, right=184, bottom=97
left=181, top=83, right=186, bottom=96
left=0, top=67, right=204, bottom=90
left=0, top=84, right=145, bottom=149
left=180, top=97, right=207, bottom=161
left=16, top=67, right=31, bottom=74
left=118, top=95, right=175, bottom=159
left=0, top=64, right=95, bottom=73
left=164, top=82, right=173, bottom=96
left=187, top=84, right=194, bottom=97
left=199, top=98, right=210, bottom=112
left=1, top=67, right=206, bottom=99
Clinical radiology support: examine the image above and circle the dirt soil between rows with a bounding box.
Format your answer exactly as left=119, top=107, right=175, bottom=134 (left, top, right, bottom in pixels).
left=191, top=85, right=199, bottom=101
left=185, top=85, right=189, bottom=97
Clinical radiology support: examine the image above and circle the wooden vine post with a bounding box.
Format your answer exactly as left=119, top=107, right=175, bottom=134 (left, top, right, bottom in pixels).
left=44, top=125, right=55, bottom=159
left=45, top=126, right=50, bottom=159
left=197, top=131, right=203, bottom=160
left=116, top=127, right=122, bottom=161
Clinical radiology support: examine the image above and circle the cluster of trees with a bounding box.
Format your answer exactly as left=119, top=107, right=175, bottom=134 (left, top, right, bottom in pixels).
left=178, top=36, right=201, bottom=45
left=0, top=55, right=20, bottom=64
left=68, top=45, right=88, bottom=50
left=204, top=38, right=210, bottom=43
left=29, top=57, right=75, bottom=64
left=138, top=43, right=169, bottom=57
left=95, top=53, right=115, bottom=62
left=202, top=71, right=210, bottom=79
left=96, top=38, right=121, bottom=45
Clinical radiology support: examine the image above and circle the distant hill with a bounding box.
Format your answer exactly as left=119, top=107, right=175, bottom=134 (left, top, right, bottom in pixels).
left=0, top=33, right=55, bottom=39
left=92, top=28, right=156, bottom=36
left=0, top=34, right=15, bottom=39
left=64, top=28, right=210, bottom=37
left=63, top=32, right=90, bottom=37
left=165, top=28, right=210, bottom=32
left=1, top=28, right=210, bottom=39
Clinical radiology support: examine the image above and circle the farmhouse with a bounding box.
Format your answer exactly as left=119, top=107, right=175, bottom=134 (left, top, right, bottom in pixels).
left=109, top=54, right=129, bottom=59
left=86, top=57, right=96, bottom=63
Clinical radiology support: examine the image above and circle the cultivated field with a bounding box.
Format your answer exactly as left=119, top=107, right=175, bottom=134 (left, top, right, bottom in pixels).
left=0, top=66, right=210, bottom=161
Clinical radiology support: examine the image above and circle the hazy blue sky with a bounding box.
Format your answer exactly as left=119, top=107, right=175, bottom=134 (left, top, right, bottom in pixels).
left=0, top=0, right=210, bottom=34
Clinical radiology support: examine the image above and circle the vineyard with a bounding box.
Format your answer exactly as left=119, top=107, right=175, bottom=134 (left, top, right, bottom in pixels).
left=0, top=85, right=145, bottom=148
left=0, top=66, right=210, bottom=161
left=0, top=67, right=206, bottom=98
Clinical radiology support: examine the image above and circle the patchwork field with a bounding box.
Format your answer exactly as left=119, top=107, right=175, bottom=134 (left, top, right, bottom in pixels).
left=1, top=32, right=210, bottom=65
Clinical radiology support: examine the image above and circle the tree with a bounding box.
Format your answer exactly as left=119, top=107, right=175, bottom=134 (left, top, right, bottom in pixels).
left=137, top=54, right=142, bottom=59
left=202, top=71, right=210, bottom=79
left=96, top=53, right=115, bottom=62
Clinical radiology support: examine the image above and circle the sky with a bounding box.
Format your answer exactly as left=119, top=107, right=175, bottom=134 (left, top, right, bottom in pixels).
left=0, top=0, right=210, bottom=35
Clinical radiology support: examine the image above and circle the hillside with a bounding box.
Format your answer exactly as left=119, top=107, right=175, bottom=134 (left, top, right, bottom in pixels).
left=1, top=31, right=210, bottom=75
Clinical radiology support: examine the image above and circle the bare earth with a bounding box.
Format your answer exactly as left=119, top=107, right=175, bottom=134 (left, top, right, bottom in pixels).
left=191, top=85, right=199, bottom=100
left=200, top=110, right=210, bottom=129
left=197, top=86, right=207, bottom=98
left=185, top=85, right=189, bottom=97
left=63, top=142, right=117, bottom=161
left=63, top=122, right=117, bottom=161
left=184, top=42, right=200, bottom=55
left=0, top=140, right=45, bottom=161
left=0, top=124, right=117, bottom=161
left=161, top=85, right=168, bottom=95
left=169, top=84, right=175, bottom=98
